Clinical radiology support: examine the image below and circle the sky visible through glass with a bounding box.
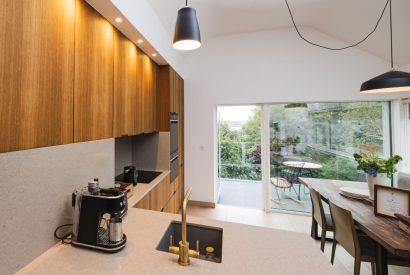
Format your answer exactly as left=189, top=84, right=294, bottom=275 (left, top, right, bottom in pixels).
left=218, top=106, right=256, bottom=122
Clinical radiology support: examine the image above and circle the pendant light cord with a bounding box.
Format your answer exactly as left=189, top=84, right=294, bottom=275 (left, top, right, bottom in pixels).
left=186, top=0, right=188, bottom=6
left=284, top=0, right=390, bottom=51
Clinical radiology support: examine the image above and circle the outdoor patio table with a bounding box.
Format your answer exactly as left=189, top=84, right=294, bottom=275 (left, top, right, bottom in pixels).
left=283, top=161, right=323, bottom=169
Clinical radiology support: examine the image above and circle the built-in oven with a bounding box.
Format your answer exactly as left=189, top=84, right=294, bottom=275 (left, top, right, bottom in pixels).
left=170, top=113, right=179, bottom=182
left=170, top=154, right=179, bottom=182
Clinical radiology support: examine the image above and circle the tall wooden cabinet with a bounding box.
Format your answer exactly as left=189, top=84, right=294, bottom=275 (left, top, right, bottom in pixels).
left=141, top=55, right=159, bottom=133
left=0, top=0, right=76, bottom=152
left=73, top=0, right=114, bottom=143
left=178, top=79, right=185, bottom=203
left=158, top=65, right=185, bottom=212
left=158, top=66, right=183, bottom=132
left=113, top=30, right=140, bottom=137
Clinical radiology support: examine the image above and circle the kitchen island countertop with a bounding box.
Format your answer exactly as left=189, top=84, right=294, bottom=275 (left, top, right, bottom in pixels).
left=17, top=208, right=337, bottom=275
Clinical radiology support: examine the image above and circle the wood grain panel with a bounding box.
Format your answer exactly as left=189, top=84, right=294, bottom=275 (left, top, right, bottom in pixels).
left=74, top=0, right=114, bottom=142
left=178, top=74, right=185, bottom=201
left=135, top=46, right=144, bottom=135
left=141, top=54, right=159, bottom=133
left=164, top=191, right=178, bottom=214
left=135, top=194, right=150, bottom=210
left=149, top=174, right=170, bottom=211
left=0, top=0, right=75, bottom=152
left=158, top=66, right=170, bottom=131
left=170, top=68, right=176, bottom=113
left=113, top=30, right=138, bottom=137
left=171, top=177, right=179, bottom=194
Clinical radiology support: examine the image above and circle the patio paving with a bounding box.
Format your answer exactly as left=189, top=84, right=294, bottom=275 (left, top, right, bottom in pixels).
left=218, top=179, right=263, bottom=208
left=217, top=178, right=313, bottom=213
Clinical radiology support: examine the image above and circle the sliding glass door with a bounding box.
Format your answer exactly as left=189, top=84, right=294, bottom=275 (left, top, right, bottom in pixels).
left=215, top=102, right=392, bottom=213
left=268, top=102, right=391, bottom=213
left=216, top=106, right=262, bottom=208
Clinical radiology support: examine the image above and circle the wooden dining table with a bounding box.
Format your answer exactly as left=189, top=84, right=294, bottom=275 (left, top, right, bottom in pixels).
left=299, top=177, right=410, bottom=275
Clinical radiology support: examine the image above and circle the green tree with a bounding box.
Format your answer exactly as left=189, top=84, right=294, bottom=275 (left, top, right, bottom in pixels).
left=241, top=108, right=261, bottom=142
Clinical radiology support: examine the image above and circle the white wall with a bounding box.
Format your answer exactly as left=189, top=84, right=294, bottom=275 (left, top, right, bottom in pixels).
left=402, top=62, right=410, bottom=72
left=0, top=139, right=115, bottom=274
left=183, top=27, right=410, bottom=203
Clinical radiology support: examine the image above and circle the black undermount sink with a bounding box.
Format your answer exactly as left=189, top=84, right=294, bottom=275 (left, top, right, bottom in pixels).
left=156, top=221, right=223, bottom=263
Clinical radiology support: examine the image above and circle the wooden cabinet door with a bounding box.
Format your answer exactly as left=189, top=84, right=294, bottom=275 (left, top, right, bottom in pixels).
left=0, top=0, right=76, bottom=152
left=141, top=54, right=158, bottom=133
left=178, top=76, right=184, bottom=200
left=113, top=30, right=138, bottom=137
left=158, top=66, right=171, bottom=132
left=135, top=194, right=150, bottom=210
left=149, top=174, right=170, bottom=211
left=170, top=68, right=176, bottom=113
left=74, top=0, right=114, bottom=142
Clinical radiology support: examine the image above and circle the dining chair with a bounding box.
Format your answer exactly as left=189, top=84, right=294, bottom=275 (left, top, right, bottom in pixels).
left=309, top=188, right=333, bottom=252
left=329, top=201, right=376, bottom=275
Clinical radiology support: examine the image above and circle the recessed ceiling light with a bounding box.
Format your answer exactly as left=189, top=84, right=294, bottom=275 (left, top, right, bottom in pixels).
left=137, top=39, right=143, bottom=44
left=152, top=53, right=157, bottom=57
left=115, top=17, right=123, bottom=23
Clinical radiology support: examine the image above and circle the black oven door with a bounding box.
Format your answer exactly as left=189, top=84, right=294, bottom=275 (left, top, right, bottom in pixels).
left=170, top=155, right=179, bottom=182
left=170, top=114, right=178, bottom=156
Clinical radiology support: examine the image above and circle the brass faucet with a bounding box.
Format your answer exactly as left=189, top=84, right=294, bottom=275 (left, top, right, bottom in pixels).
left=169, top=187, right=199, bottom=266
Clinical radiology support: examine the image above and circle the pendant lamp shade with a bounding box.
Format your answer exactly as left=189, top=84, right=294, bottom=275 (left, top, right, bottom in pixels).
left=360, top=70, right=410, bottom=93
left=173, top=6, right=201, bottom=51
left=360, top=0, right=410, bottom=94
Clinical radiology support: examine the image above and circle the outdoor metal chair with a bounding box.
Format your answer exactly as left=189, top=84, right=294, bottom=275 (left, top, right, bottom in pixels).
left=281, top=162, right=304, bottom=199
left=270, top=165, right=300, bottom=203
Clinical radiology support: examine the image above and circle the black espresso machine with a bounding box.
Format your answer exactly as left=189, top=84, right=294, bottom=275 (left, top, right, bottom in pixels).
left=71, top=179, right=128, bottom=252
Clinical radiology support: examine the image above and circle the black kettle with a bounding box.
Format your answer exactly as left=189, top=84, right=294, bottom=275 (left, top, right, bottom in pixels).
left=123, top=166, right=138, bottom=185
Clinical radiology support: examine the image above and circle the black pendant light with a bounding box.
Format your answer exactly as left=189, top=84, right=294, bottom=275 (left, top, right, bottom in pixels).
left=360, top=0, right=410, bottom=93
left=173, top=0, right=201, bottom=51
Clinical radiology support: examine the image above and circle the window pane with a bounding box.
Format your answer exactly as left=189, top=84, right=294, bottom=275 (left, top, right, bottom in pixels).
left=269, top=102, right=391, bottom=213
left=217, top=106, right=262, bottom=208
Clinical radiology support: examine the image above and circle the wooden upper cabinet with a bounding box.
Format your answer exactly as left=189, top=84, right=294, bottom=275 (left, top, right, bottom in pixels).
left=158, top=66, right=171, bottom=131
left=113, top=29, right=139, bottom=137
left=158, top=65, right=183, bottom=132
left=0, top=0, right=76, bottom=153
left=141, top=54, right=159, bottom=133
left=73, top=0, right=114, bottom=142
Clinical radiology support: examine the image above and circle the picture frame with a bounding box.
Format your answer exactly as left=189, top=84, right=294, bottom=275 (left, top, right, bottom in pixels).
left=374, top=184, right=410, bottom=218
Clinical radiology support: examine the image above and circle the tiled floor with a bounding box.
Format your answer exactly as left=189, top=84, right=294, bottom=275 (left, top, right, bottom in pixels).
left=187, top=204, right=409, bottom=275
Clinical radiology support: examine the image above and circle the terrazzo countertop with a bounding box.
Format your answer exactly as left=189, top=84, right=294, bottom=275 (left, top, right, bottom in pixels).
left=17, top=208, right=337, bottom=275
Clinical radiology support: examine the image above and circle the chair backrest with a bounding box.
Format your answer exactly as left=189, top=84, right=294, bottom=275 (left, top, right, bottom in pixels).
left=309, top=189, right=326, bottom=228
left=329, top=201, right=360, bottom=258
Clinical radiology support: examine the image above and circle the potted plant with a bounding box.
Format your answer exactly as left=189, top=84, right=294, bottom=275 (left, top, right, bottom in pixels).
left=353, top=153, right=402, bottom=200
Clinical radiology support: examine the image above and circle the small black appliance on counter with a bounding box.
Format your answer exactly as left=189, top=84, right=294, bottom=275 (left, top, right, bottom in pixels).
left=71, top=179, right=128, bottom=253
left=123, top=165, right=138, bottom=185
